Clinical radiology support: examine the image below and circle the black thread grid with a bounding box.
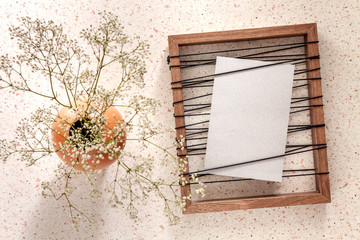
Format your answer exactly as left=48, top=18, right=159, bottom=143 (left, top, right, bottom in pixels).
left=169, top=36, right=327, bottom=200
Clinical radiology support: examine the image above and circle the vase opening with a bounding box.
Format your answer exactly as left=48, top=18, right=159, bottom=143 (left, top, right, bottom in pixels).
left=69, top=118, right=96, bottom=147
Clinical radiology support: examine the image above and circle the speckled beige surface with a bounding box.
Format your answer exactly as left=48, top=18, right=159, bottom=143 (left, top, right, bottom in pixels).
left=0, top=0, right=359, bottom=239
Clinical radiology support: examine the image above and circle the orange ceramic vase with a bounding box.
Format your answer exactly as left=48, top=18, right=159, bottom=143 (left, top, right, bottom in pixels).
left=51, top=99, right=126, bottom=171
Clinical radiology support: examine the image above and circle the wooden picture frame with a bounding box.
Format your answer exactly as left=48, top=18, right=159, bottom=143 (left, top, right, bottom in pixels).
left=168, top=23, right=330, bottom=214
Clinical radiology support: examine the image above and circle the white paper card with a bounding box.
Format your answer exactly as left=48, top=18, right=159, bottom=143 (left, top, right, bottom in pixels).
left=204, top=56, right=295, bottom=182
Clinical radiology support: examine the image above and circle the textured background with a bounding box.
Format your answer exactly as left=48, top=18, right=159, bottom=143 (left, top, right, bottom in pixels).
left=0, top=0, right=359, bottom=239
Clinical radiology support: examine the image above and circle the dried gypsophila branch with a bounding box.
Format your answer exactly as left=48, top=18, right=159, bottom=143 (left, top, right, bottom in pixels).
left=0, top=11, right=205, bottom=227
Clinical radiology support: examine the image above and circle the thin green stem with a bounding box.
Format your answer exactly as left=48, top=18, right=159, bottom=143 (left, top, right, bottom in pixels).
left=48, top=68, right=69, bottom=107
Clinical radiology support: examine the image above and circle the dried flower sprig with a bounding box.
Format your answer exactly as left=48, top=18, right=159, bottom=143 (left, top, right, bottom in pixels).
left=0, top=11, right=205, bottom=227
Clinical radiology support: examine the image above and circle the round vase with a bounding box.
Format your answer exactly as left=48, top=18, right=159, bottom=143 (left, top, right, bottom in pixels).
left=51, top=99, right=126, bottom=171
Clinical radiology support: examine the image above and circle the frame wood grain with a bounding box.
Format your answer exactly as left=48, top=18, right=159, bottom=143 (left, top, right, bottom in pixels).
left=168, top=23, right=330, bottom=214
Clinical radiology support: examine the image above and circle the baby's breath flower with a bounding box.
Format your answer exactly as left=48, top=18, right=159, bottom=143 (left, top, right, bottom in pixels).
left=0, top=11, right=205, bottom=228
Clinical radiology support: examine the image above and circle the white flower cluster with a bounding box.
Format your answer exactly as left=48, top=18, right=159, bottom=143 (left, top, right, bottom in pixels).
left=0, top=11, right=206, bottom=227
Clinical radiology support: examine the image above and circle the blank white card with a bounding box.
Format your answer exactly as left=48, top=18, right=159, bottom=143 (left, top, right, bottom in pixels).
left=204, top=56, right=295, bottom=182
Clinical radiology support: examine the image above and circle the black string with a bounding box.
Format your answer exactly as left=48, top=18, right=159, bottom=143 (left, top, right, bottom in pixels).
left=168, top=41, right=318, bottom=60
left=175, top=124, right=325, bottom=144
left=179, top=54, right=306, bottom=63
left=172, top=84, right=214, bottom=89
left=180, top=146, right=327, bottom=176
left=176, top=52, right=310, bottom=69
left=287, top=124, right=325, bottom=133
left=178, top=46, right=314, bottom=69
left=178, top=97, right=324, bottom=111
left=173, top=82, right=311, bottom=90
left=174, top=93, right=320, bottom=111
left=184, top=105, right=211, bottom=113
left=171, top=61, right=320, bottom=88
left=177, top=143, right=326, bottom=157
left=181, top=79, right=215, bottom=87
left=181, top=102, right=322, bottom=113
left=195, top=168, right=318, bottom=178
left=171, top=56, right=319, bottom=85
left=184, top=103, right=212, bottom=107
left=173, top=93, right=212, bottom=105
left=186, top=127, right=209, bottom=131
left=182, top=136, right=208, bottom=141
left=290, top=108, right=316, bottom=114
left=291, top=95, right=323, bottom=104
left=293, top=77, right=321, bottom=81
left=174, top=113, right=210, bottom=117
left=175, top=120, right=209, bottom=129
left=178, top=142, right=207, bottom=149
left=185, top=172, right=329, bottom=185
left=171, top=77, right=321, bottom=90
left=292, top=83, right=308, bottom=89
left=169, top=41, right=318, bottom=60
left=294, top=67, right=320, bottom=75
left=179, top=143, right=325, bottom=151
left=290, top=104, right=323, bottom=109
left=186, top=130, right=209, bottom=137
left=175, top=105, right=323, bottom=118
